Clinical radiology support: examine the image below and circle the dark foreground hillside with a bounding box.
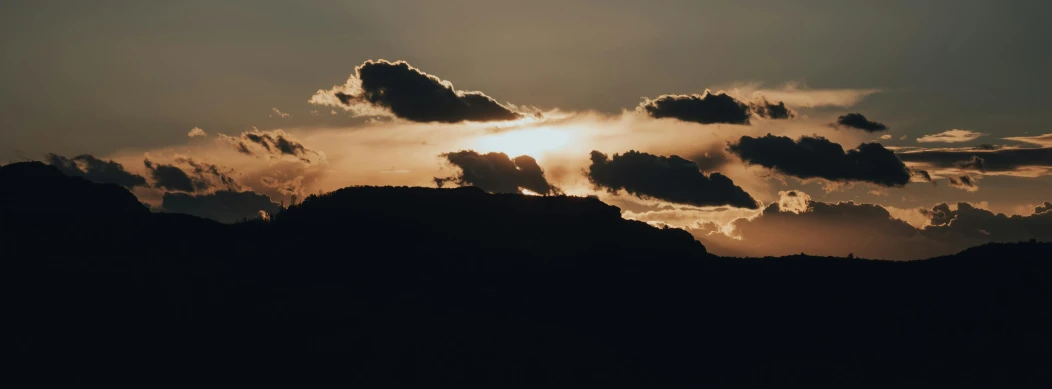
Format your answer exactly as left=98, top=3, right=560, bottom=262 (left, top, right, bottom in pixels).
left=3, top=161, right=1052, bottom=388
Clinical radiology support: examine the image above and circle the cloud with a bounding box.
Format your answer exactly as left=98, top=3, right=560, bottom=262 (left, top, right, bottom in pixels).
left=921, top=202, right=1052, bottom=247
left=947, top=175, right=980, bottom=192
left=311, top=59, right=523, bottom=123
left=916, top=129, right=985, bottom=143
left=834, top=113, right=888, bottom=132
left=912, top=169, right=933, bottom=183
left=728, top=134, right=912, bottom=187
left=955, top=155, right=985, bottom=172
left=638, top=91, right=792, bottom=125
left=144, top=157, right=240, bottom=193
left=438, top=150, right=557, bottom=194
left=144, top=159, right=196, bottom=192
left=218, top=129, right=324, bottom=164
left=261, top=175, right=307, bottom=197
left=728, top=82, right=881, bottom=108
left=693, top=191, right=1052, bottom=260
left=188, top=127, right=207, bottom=137
left=270, top=107, right=289, bottom=118
left=897, top=147, right=1052, bottom=177
left=586, top=150, right=758, bottom=209
left=694, top=190, right=930, bottom=259
left=749, top=98, right=795, bottom=119
left=880, top=134, right=892, bottom=140
left=46, top=153, right=147, bottom=189
left=1036, top=202, right=1052, bottom=214
left=687, top=144, right=733, bottom=172
left=1004, top=133, right=1052, bottom=147
left=161, top=190, right=282, bottom=224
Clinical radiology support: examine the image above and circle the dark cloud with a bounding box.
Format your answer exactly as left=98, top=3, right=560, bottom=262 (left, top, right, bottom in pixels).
left=219, top=129, right=322, bottom=164
left=750, top=98, right=795, bottom=119
left=912, top=169, right=934, bottom=183
left=176, top=157, right=241, bottom=192
left=1036, top=202, right=1052, bottom=214
left=728, top=134, right=912, bottom=187
left=144, top=159, right=196, bottom=192
left=161, top=190, right=282, bottom=224
left=947, top=175, right=979, bottom=191
left=438, top=151, right=557, bottom=194
left=955, top=155, right=986, bottom=172
left=639, top=92, right=751, bottom=125
left=921, top=203, right=956, bottom=227
left=144, top=157, right=240, bottom=193
left=897, top=147, right=1052, bottom=174
left=586, top=150, right=758, bottom=209
left=834, top=113, right=888, bottom=132
left=46, top=153, right=147, bottom=189
left=317, top=60, right=522, bottom=123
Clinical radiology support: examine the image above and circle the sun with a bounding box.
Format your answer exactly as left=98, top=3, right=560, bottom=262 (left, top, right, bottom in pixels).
left=471, top=126, right=572, bottom=157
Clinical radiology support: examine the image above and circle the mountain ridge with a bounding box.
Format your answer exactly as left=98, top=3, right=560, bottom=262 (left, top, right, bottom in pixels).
left=3, top=160, right=1052, bottom=387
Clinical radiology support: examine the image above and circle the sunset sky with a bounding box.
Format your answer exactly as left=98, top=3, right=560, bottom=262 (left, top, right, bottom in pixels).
left=3, top=0, right=1051, bottom=259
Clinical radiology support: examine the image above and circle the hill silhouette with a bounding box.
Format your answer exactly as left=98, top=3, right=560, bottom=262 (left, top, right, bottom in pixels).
left=3, top=161, right=1052, bottom=387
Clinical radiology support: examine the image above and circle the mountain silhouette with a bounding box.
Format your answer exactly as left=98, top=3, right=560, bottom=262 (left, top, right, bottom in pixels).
left=3, top=161, right=1051, bottom=387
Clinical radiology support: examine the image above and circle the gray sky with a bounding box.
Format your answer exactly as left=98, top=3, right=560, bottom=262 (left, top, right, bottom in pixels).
left=3, top=0, right=1050, bottom=157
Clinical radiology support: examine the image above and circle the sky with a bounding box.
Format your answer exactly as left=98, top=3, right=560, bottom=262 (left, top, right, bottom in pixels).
left=3, top=0, right=1051, bottom=259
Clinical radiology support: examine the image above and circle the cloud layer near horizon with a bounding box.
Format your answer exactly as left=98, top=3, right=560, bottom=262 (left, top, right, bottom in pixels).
left=687, top=190, right=1052, bottom=260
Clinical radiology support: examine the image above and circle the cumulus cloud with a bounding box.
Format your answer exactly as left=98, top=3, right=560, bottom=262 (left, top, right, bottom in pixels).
left=188, top=127, right=207, bottom=137
left=218, top=129, right=324, bottom=164
left=46, top=153, right=147, bottom=189
left=161, top=190, right=282, bottom=224
left=916, top=129, right=985, bottom=143
left=586, top=150, right=758, bottom=209
left=834, top=113, right=888, bottom=132
left=729, top=134, right=912, bottom=187
left=437, top=150, right=557, bottom=194
left=144, top=157, right=240, bottom=193
left=638, top=91, right=792, bottom=125
left=1004, top=133, right=1052, bottom=147
left=311, top=59, right=523, bottom=123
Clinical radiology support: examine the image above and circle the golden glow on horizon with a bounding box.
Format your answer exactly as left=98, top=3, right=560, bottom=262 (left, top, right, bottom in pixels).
left=472, top=127, right=572, bottom=157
